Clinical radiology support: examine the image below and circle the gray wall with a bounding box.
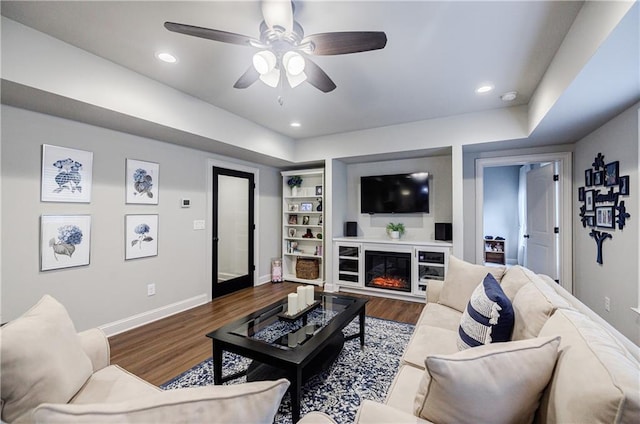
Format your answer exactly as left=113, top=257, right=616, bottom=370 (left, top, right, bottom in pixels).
left=1, top=105, right=281, bottom=331
left=483, top=165, right=521, bottom=263
left=573, top=103, right=639, bottom=344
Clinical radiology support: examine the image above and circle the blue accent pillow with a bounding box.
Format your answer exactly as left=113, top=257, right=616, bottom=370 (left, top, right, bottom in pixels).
left=457, top=273, right=514, bottom=350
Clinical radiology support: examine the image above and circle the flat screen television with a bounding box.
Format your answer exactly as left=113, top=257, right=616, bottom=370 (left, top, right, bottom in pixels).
left=361, top=173, right=429, bottom=214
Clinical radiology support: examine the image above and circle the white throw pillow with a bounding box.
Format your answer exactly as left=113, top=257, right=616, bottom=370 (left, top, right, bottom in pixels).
left=29, top=379, right=290, bottom=424
left=1, top=295, right=93, bottom=423
left=414, top=336, right=560, bottom=424
left=438, top=255, right=506, bottom=313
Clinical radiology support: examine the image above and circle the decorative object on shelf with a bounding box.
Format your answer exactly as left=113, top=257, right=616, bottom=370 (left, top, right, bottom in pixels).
left=41, top=144, right=93, bottom=203
left=316, top=233, right=323, bottom=239
left=126, top=159, right=159, bottom=205
left=300, top=202, right=313, bottom=212
left=302, top=216, right=310, bottom=225
left=288, top=228, right=297, bottom=237
left=579, top=152, right=631, bottom=264
left=40, top=215, right=91, bottom=271
left=288, top=204, right=299, bottom=212
left=315, top=186, right=323, bottom=196
left=288, top=215, right=298, bottom=225
left=271, top=258, right=282, bottom=283
left=386, top=222, right=405, bottom=239
left=125, top=214, right=159, bottom=260
left=296, top=258, right=320, bottom=280
left=316, top=198, right=323, bottom=211
left=287, top=175, right=303, bottom=196
left=302, top=228, right=314, bottom=238
left=318, top=215, right=323, bottom=225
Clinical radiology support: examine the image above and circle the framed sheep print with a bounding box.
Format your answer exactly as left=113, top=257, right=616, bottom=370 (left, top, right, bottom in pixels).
left=40, top=215, right=92, bottom=271
left=125, top=214, right=158, bottom=260
left=41, top=145, right=93, bottom=203
left=126, top=159, right=159, bottom=204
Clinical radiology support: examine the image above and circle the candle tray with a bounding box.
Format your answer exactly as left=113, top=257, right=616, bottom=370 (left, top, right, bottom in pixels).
left=278, top=300, right=321, bottom=322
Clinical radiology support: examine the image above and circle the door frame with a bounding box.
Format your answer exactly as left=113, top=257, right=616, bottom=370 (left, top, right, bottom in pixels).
left=207, top=159, right=259, bottom=300
left=475, top=152, right=573, bottom=293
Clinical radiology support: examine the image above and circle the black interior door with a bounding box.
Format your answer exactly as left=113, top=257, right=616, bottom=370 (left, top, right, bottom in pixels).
left=212, top=167, right=255, bottom=298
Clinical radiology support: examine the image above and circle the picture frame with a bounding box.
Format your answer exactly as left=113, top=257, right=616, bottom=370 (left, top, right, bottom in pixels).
left=40, top=215, right=91, bottom=271
left=595, top=206, right=614, bottom=229
left=578, top=187, right=585, bottom=201
left=302, top=216, right=310, bottom=225
left=288, top=228, right=297, bottom=237
left=587, top=215, right=595, bottom=227
left=288, top=214, right=298, bottom=225
left=593, top=170, right=603, bottom=186
left=585, top=190, right=594, bottom=212
left=604, top=161, right=619, bottom=187
left=126, top=159, right=159, bottom=204
left=619, top=175, right=629, bottom=195
left=300, top=202, right=313, bottom=212
left=315, top=185, right=323, bottom=196
left=288, top=204, right=299, bottom=212
left=584, top=169, right=592, bottom=187
left=41, top=144, right=93, bottom=203
left=125, top=214, right=159, bottom=260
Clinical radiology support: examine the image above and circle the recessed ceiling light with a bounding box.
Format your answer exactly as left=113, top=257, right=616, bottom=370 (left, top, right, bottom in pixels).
left=156, top=52, right=177, bottom=63
left=501, top=91, right=518, bottom=102
left=475, top=84, right=494, bottom=94
left=290, top=122, right=301, bottom=128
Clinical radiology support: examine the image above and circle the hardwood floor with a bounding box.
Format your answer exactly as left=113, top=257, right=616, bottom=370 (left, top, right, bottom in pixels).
left=108, top=282, right=423, bottom=386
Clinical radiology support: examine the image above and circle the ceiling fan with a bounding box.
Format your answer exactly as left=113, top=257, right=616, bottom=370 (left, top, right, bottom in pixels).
left=164, top=0, right=387, bottom=93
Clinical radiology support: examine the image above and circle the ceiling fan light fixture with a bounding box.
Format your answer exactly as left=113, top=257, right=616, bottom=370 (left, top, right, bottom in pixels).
left=283, top=51, right=305, bottom=76
left=259, top=68, right=281, bottom=88
left=253, top=50, right=277, bottom=75
left=286, top=70, right=307, bottom=88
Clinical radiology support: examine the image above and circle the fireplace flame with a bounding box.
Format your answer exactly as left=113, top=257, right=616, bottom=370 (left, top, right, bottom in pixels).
left=371, top=276, right=408, bottom=289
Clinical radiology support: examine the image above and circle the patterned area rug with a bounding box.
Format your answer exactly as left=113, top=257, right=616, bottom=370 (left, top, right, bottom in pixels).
left=161, top=316, right=414, bottom=424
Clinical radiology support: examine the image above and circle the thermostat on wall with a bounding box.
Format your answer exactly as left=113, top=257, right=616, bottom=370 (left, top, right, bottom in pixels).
left=181, top=198, right=191, bottom=208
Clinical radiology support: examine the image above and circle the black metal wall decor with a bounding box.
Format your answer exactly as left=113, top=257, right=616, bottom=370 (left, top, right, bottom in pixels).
left=578, top=152, right=631, bottom=264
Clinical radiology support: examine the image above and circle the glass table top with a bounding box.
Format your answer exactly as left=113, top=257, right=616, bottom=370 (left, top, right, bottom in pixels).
left=229, top=295, right=358, bottom=350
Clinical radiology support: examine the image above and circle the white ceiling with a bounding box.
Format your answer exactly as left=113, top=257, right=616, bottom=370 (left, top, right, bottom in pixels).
left=1, top=0, right=638, bottom=149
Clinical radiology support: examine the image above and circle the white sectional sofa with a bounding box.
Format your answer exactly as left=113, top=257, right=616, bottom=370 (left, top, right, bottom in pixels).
left=354, top=257, right=640, bottom=424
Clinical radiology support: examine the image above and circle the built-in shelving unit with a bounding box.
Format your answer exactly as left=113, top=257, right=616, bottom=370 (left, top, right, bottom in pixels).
left=484, top=237, right=506, bottom=265
left=282, top=169, right=325, bottom=285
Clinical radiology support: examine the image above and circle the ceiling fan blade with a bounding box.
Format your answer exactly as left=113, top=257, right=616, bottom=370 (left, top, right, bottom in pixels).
left=304, top=58, right=336, bottom=93
left=164, top=22, right=255, bottom=46
left=233, top=66, right=261, bottom=89
left=303, top=32, right=387, bottom=55
left=261, top=0, right=293, bottom=33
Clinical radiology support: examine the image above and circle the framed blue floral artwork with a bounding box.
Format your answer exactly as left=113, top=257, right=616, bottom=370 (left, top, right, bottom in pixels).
left=40, top=215, right=91, bottom=271
left=41, top=145, right=93, bottom=203
left=125, top=214, right=159, bottom=260
left=126, top=159, right=159, bottom=204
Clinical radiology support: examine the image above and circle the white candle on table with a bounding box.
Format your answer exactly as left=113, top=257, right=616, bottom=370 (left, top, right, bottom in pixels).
left=297, top=286, right=306, bottom=311
left=288, top=293, right=298, bottom=315
left=306, top=285, right=315, bottom=305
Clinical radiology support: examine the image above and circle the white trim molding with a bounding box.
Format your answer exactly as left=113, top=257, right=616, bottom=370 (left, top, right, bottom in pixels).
left=100, top=294, right=208, bottom=337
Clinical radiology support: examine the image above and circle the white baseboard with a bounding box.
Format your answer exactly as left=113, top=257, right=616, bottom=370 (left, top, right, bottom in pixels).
left=257, top=273, right=272, bottom=285
left=100, top=294, right=208, bottom=337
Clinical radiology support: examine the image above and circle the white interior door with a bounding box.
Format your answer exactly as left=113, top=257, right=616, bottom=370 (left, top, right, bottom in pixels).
left=525, top=164, right=558, bottom=279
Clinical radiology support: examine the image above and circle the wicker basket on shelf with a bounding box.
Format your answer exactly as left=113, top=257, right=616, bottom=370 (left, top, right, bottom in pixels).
left=296, top=258, right=319, bottom=280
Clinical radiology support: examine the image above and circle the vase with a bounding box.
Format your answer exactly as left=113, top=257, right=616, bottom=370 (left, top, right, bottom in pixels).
left=291, top=186, right=298, bottom=197
left=390, top=231, right=400, bottom=239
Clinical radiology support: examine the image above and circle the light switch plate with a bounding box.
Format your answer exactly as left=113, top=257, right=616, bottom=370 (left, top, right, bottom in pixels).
left=181, top=198, right=191, bottom=208
left=193, top=220, right=205, bottom=230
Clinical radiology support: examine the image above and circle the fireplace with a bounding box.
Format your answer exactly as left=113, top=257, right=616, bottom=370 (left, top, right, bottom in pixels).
left=364, top=250, right=411, bottom=292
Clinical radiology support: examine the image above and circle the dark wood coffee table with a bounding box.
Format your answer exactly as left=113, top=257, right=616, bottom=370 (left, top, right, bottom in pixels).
left=206, top=292, right=367, bottom=423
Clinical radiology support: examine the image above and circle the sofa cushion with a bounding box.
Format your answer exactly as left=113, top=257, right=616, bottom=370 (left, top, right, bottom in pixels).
left=510, top=282, right=557, bottom=340
left=401, top=326, right=459, bottom=370
left=356, top=399, right=434, bottom=424
left=385, top=364, right=425, bottom=414
left=414, top=336, right=560, bottom=424
left=438, top=256, right=506, bottom=313
left=537, top=309, right=640, bottom=424
left=415, top=303, right=462, bottom=330
left=1, top=295, right=93, bottom=423
left=499, top=265, right=533, bottom=300
left=70, top=365, right=160, bottom=404
left=457, top=273, right=514, bottom=350
left=21, top=379, right=290, bottom=424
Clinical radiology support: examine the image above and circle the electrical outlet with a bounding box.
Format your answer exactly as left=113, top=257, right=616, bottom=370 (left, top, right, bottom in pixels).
left=604, top=296, right=610, bottom=312
left=147, top=283, right=156, bottom=296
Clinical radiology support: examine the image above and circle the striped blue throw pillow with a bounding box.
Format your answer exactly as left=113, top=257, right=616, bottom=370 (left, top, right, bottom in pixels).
left=457, top=273, right=514, bottom=350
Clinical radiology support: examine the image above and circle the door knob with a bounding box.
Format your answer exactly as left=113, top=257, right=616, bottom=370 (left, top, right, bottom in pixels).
left=523, top=234, right=530, bottom=239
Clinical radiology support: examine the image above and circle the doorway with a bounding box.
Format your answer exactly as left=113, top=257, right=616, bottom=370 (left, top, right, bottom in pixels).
left=212, top=166, right=255, bottom=298
left=475, top=152, right=572, bottom=292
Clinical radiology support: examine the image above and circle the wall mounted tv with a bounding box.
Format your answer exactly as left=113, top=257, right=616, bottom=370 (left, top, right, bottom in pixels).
left=361, top=173, right=430, bottom=214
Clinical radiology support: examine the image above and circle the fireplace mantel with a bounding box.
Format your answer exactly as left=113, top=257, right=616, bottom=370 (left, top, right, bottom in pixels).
left=332, top=238, right=452, bottom=303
